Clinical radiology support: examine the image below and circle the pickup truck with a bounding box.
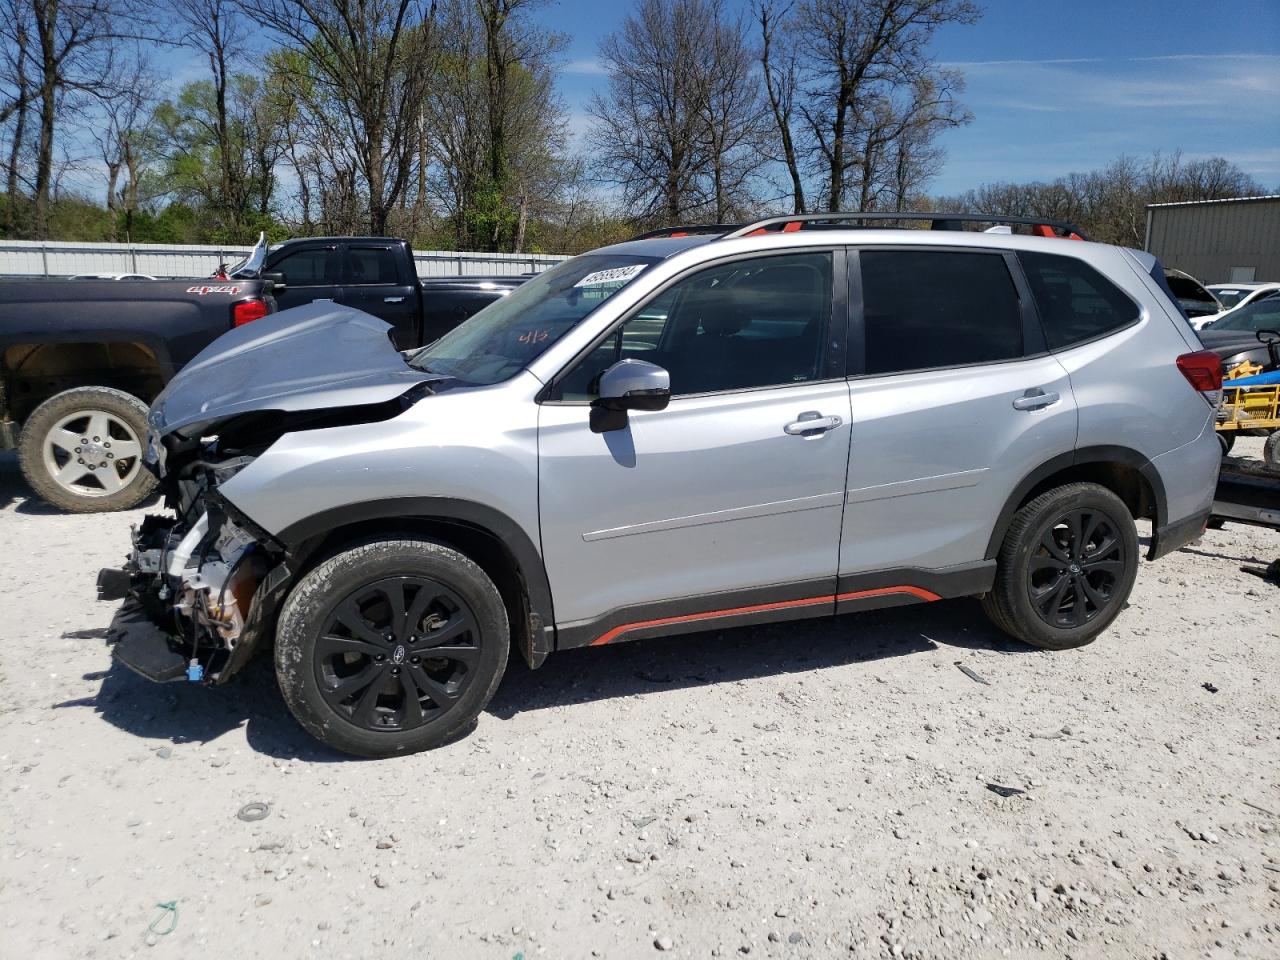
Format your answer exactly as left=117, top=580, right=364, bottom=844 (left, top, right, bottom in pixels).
left=260, top=236, right=524, bottom=349
left=1, top=235, right=525, bottom=512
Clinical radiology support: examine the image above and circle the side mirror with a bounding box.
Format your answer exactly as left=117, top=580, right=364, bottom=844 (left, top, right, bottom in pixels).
left=590, top=359, right=670, bottom=433
left=261, top=270, right=287, bottom=292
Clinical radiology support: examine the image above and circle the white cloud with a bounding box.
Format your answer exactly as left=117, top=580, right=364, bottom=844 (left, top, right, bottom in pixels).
left=563, top=58, right=606, bottom=75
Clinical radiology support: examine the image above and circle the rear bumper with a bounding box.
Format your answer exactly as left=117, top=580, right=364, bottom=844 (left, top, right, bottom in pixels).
left=1145, top=412, right=1221, bottom=560
left=1147, top=509, right=1210, bottom=561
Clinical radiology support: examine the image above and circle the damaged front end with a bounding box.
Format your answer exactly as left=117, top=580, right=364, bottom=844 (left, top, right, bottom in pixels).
left=98, top=431, right=292, bottom=684
left=95, top=302, right=444, bottom=684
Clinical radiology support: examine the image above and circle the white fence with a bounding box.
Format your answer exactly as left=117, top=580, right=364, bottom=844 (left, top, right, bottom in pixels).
left=0, top=239, right=567, bottom=279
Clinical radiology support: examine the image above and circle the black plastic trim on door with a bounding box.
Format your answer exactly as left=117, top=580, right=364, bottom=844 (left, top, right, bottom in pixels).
left=845, top=248, right=866, bottom=377
left=825, top=247, right=850, bottom=380
left=1003, top=251, right=1048, bottom=356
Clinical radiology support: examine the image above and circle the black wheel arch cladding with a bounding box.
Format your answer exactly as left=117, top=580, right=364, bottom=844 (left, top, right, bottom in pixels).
left=985, top=445, right=1167, bottom=561
left=274, top=497, right=556, bottom=668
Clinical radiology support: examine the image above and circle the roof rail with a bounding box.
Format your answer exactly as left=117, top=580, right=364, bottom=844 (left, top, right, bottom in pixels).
left=722, top=212, right=1088, bottom=241
left=629, top=224, right=744, bottom=241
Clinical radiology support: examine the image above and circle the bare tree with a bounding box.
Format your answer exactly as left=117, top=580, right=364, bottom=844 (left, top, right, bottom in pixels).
left=755, top=0, right=805, bottom=213
left=0, top=0, right=34, bottom=232
left=93, top=54, right=155, bottom=239
left=591, top=0, right=762, bottom=224
left=700, top=8, right=769, bottom=222
left=243, top=0, right=439, bottom=235
left=849, top=70, right=968, bottom=211
left=421, top=0, right=569, bottom=250
left=170, top=0, right=250, bottom=231
left=939, top=151, right=1266, bottom=247
left=21, top=0, right=150, bottom=236
left=787, top=0, right=979, bottom=212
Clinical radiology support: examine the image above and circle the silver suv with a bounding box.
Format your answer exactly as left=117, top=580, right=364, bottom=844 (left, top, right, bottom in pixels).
left=99, top=214, right=1223, bottom=757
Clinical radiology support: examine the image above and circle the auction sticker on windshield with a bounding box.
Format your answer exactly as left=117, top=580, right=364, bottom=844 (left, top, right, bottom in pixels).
left=574, top=264, right=647, bottom=288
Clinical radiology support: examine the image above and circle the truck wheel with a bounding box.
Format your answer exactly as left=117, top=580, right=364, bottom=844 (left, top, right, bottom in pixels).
left=275, top=537, right=509, bottom=758
left=1265, top=431, right=1279, bottom=467
left=16, top=386, right=156, bottom=513
left=1218, top=432, right=1234, bottom=456
left=981, top=483, right=1138, bottom=651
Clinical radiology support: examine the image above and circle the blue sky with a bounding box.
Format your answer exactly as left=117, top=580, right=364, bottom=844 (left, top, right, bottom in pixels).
left=543, top=0, right=1280, bottom=194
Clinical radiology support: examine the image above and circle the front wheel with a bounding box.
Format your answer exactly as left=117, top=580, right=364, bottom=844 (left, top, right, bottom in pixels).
left=275, top=537, right=509, bottom=758
left=982, top=483, right=1139, bottom=650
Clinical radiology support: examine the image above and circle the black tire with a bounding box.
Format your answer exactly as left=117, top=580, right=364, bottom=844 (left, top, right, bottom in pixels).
left=1218, top=432, right=1235, bottom=456
left=1265, top=431, right=1279, bottom=467
left=275, top=537, right=509, bottom=758
left=981, top=483, right=1139, bottom=651
left=16, top=386, right=156, bottom=513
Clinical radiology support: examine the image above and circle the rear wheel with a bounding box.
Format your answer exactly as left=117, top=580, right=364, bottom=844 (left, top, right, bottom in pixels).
left=1265, top=431, right=1279, bottom=467
left=275, top=537, right=509, bottom=757
left=16, top=386, right=156, bottom=512
left=1218, top=432, right=1234, bottom=456
left=982, top=483, right=1139, bottom=650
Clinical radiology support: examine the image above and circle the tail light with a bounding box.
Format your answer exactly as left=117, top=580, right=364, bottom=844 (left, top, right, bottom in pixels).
left=232, top=298, right=270, bottom=327
left=1176, top=350, right=1223, bottom=406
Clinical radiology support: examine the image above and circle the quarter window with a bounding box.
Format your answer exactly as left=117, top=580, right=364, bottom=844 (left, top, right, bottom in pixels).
left=558, top=252, right=832, bottom=399
left=860, top=250, right=1022, bottom=375
left=1019, top=252, right=1139, bottom=349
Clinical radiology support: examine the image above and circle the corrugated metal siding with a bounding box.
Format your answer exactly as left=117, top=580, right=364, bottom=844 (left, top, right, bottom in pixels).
left=0, top=239, right=567, bottom=279
left=1146, top=198, right=1280, bottom=283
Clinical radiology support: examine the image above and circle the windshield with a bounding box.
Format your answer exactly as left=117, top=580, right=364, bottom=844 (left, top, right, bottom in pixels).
left=1209, top=296, right=1280, bottom=332
left=409, top=253, right=658, bottom=384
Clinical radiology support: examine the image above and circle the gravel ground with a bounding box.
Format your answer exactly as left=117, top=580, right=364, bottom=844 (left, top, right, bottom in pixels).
left=0, top=442, right=1277, bottom=960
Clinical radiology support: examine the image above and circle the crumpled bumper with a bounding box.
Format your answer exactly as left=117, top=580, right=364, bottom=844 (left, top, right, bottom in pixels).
left=107, top=600, right=191, bottom=683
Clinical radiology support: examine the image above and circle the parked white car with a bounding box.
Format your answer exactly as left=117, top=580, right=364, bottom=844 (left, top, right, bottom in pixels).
left=1199, top=282, right=1280, bottom=328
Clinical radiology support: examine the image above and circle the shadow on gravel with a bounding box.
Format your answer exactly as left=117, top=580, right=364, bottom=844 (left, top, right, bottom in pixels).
left=53, top=656, right=353, bottom=762
left=0, top=451, right=27, bottom=511
left=487, top=597, right=1029, bottom=720
left=56, top=598, right=1023, bottom=758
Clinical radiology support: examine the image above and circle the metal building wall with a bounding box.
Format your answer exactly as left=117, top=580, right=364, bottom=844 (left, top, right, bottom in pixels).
left=1146, top=198, right=1280, bottom=284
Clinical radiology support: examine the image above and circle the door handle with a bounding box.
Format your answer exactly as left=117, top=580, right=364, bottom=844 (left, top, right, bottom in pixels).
left=784, top=411, right=842, bottom=436
left=384, top=295, right=406, bottom=303
left=1012, top=388, right=1060, bottom=411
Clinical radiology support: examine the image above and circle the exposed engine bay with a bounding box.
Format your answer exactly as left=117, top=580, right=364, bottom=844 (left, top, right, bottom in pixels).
left=99, top=423, right=290, bottom=684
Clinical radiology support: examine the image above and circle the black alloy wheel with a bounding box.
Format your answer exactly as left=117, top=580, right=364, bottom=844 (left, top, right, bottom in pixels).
left=981, top=482, right=1139, bottom=651
left=1026, top=509, right=1126, bottom=629
left=275, top=537, right=509, bottom=757
left=316, top=576, right=480, bottom=732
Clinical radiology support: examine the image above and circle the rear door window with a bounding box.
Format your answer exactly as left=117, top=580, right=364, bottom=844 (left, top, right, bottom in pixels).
left=347, top=246, right=402, bottom=285
left=1018, top=252, right=1140, bottom=349
left=859, top=250, right=1022, bottom=375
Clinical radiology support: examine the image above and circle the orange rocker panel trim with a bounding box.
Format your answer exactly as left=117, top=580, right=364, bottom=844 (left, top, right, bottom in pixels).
left=589, top=586, right=941, bottom=646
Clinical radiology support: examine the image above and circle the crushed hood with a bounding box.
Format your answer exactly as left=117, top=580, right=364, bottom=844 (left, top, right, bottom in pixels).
left=149, top=302, right=442, bottom=438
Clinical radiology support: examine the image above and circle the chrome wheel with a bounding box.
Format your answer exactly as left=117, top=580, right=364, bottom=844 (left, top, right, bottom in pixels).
left=40, top=409, right=143, bottom=498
